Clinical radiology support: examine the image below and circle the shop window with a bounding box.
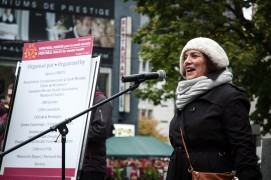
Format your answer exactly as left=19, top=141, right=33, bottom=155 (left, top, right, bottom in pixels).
left=97, top=67, right=111, bottom=97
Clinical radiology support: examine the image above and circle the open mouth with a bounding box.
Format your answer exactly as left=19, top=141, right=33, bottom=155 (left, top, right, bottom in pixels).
left=186, top=67, right=195, bottom=73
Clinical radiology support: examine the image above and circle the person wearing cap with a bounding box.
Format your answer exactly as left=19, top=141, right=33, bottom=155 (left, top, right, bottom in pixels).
left=166, top=37, right=262, bottom=180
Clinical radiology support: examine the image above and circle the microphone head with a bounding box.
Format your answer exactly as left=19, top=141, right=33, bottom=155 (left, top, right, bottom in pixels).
left=157, top=70, right=166, bottom=81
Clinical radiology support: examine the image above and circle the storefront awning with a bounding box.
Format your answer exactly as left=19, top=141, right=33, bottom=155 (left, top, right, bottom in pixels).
left=106, top=136, right=173, bottom=158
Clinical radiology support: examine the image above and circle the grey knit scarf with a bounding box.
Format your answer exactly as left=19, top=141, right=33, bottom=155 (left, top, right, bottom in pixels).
left=175, top=68, right=233, bottom=110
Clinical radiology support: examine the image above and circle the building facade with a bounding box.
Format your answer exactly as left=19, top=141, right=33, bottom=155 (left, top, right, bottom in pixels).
left=0, top=0, right=140, bottom=129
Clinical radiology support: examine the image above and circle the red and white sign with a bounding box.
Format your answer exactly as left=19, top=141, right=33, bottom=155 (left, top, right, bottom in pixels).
left=119, top=17, right=131, bottom=112
left=22, top=36, right=93, bottom=61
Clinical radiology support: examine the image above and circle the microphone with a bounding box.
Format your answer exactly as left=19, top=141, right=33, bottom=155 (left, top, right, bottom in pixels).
left=122, top=70, right=166, bottom=82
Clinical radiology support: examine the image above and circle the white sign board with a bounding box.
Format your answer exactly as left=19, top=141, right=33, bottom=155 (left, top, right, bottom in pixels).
left=113, top=124, right=135, bottom=137
left=0, top=36, right=99, bottom=180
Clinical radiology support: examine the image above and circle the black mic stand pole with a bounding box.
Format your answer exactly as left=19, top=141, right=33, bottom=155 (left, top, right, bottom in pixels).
left=0, top=80, right=144, bottom=180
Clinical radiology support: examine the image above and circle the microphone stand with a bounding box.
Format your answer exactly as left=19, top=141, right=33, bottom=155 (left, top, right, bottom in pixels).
left=0, top=80, right=144, bottom=180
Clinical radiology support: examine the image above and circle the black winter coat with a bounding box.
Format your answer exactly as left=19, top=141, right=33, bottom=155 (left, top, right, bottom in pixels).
left=82, top=92, right=112, bottom=174
left=166, top=83, right=262, bottom=180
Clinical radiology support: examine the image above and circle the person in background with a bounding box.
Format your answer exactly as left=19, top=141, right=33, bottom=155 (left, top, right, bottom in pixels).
left=0, top=8, right=17, bottom=40
left=0, top=103, right=7, bottom=150
left=166, top=37, right=262, bottom=180
left=130, top=169, right=139, bottom=180
left=0, top=83, right=12, bottom=150
left=0, top=93, right=6, bottom=105
left=65, top=15, right=92, bottom=39
left=0, top=8, right=16, bottom=24
left=91, top=18, right=114, bottom=48
left=105, top=165, right=115, bottom=180
left=80, top=89, right=113, bottom=180
left=5, top=83, right=13, bottom=110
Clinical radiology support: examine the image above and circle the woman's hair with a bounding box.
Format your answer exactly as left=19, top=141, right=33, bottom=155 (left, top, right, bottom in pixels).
left=203, top=53, right=219, bottom=74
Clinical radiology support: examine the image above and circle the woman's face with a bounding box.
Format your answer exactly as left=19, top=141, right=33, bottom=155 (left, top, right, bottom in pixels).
left=182, top=50, right=209, bottom=80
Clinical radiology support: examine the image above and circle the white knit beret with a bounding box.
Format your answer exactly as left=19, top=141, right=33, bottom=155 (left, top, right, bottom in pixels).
left=179, top=37, right=229, bottom=76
